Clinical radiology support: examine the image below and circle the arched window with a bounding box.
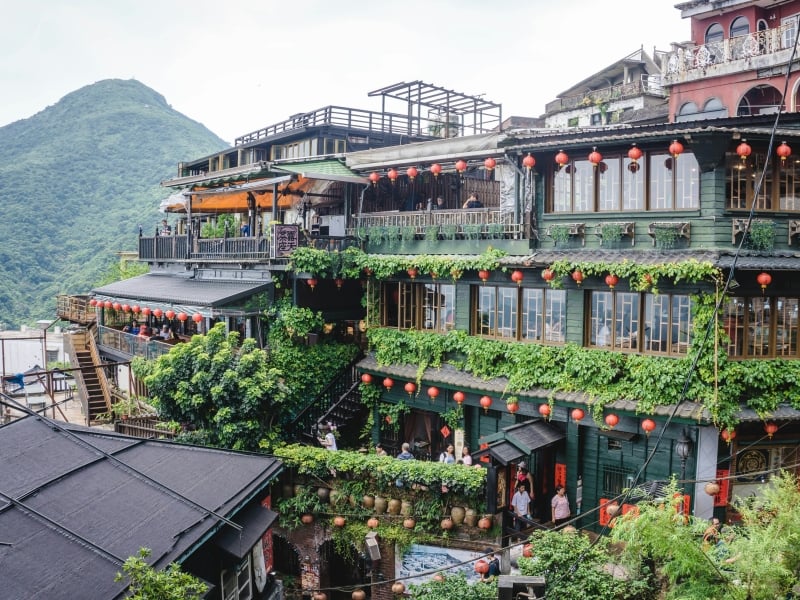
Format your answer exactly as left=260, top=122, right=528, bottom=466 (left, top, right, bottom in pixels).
left=730, top=16, right=750, bottom=38
left=676, top=101, right=700, bottom=122
left=705, top=23, right=724, bottom=44
left=702, top=98, right=728, bottom=119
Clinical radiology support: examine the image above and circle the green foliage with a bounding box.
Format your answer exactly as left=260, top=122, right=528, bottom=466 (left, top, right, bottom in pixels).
left=115, top=548, right=207, bottom=600
left=746, top=220, right=775, bottom=251
left=611, top=473, right=800, bottom=599
left=600, top=223, right=623, bottom=244
left=273, top=445, right=486, bottom=497
left=200, top=214, right=235, bottom=238
left=0, top=78, right=226, bottom=328
left=408, top=572, right=498, bottom=600
left=549, top=224, right=571, bottom=245
left=518, top=530, right=645, bottom=600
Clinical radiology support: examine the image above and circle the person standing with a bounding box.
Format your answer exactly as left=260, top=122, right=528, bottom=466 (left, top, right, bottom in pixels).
left=396, top=442, right=414, bottom=460
left=511, top=482, right=531, bottom=530
left=439, top=444, right=456, bottom=464
left=551, top=485, right=570, bottom=526
left=461, top=446, right=473, bottom=465
left=318, top=424, right=337, bottom=451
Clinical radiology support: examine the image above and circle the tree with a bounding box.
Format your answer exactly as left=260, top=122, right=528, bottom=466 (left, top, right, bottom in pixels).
left=115, top=548, right=207, bottom=599
left=408, top=572, right=497, bottom=600
left=517, top=529, right=645, bottom=600
left=611, top=473, right=800, bottom=599
left=134, top=323, right=290, bottom=451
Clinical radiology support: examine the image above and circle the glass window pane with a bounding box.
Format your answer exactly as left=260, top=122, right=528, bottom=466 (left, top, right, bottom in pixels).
left=779, top=153, right=800, bottom=210
left=398, top=282, right=416, bottom=329
left=722, top=297, right=745, bottom=357
left=675, top=152, right=699, bottom=209
left=670, top=295, right=693, bottom=354
left=598, top=158, right=621, bottom=211
left=623, top=157, right=645, bottom=210
left=644, top=294, right=670, bottom=352
left=590, top=292, right=613, bottom=347
left=613, top=293, right=640, bottom=350
left=423, top=283, right=454, bottom=332
left=545, top=290, right=566, bottom=342
left=573, top=160, right=594, bottom=212
left=776, top=298, right=798, bottom=356
left=553, top=164, right=572, bottom=212
left=497, top=287, right=518, bottom=338
left=748, top=297, right=770, bottom=356
left=522, top=289, right=543, bottom=340
left=649, top=152, right=673, bottom=210
left=727, top=153, right=752, bottom=209
left=475, top=286, right=495, bottom=336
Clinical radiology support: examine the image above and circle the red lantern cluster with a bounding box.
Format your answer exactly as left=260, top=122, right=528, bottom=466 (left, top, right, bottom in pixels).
left=721, top=428, right=736, bottom=443
left=407, top=267, right=419, bottom=279
left=153, top=308, right=163, bottom=318
left=122, top=304, right=130, bottom=313
left=141, top=306, right=150, bottom=316
left=361, top=373, right=373, bottom=384
left=507, top=400, right=519, bottom=414
left=307, top=278, right=318, bottom=290
left=112, top=302, right=121, bottom=311
left=478, top=269, right=490, bottom=283
left=89, top=298, right=98, bottom=307
left=177, top=312, right=188, bottom=322
left=165, top=309, right=175, bottom=320
left=132, top=305, right=140, bottom=314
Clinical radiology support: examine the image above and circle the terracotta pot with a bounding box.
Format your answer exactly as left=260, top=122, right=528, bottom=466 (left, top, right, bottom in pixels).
left=464, top=508, right=478, bottom=527
left=317, top=487, right=330, bottom=503
left=403, top=517, right=416, bottom=529
left=352, top=590, right=366, bottom=600
left=450, top=506, right=466, bottom=525
left=373, top=496, right=387, bottom=514
left=705, top=482, right=721, bottom=496
left=348, top=494, right=358, bottom=507
left=400, top=500, right=413, bottom=516
left=433, top=573, right=445, bottom=582
left=478, top=515, right=492, bottom=530
left=312, top=593, right=327, bottom=600
left=367, top=517, right=379, bottom=529
left=329, top=489, right=343, bottom=505
left=441, top=517, right=453, bottom=530
left=301, top=513, right=314, bottom=525
left=293, top=484, right=304, bottom=497
left=362, top=494, right=375, bottom=509
left=522, top=543, right=533, bottom=558
left=391, top=582, right=406, bottom=595
left=562, top=525, right=578, bottom=534
left=333, top=516, right=346, bottom=527
left=387, top=498, right=402, bottom=515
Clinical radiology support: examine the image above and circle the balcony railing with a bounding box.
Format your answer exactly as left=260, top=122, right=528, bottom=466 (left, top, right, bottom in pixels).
left=545, top=75, right=664, bottom=114
left=663, top=23, right=793, bottom=81
left=235, top=105, right=429, bottom=145
left=350, top=209, right=523, bottom=239
left=96, top=325, right=175, bottom=360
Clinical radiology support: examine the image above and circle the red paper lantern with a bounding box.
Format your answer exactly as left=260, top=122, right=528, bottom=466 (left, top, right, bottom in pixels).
left=757, top=272, right=772, bottom=291
left=383, top=377, right=394, bottom=390
left=453, top=391, right=465, bottom=405
left=538, top=403, right=551, bottom=417
left=736, top=140, right=752, bottom=162
left=368, top=172, right=380, bottom=185
left=669, top=140, right=684, bottom=159
left=571, top=408, right=585, bottom=422
left=334, top=278, right=344, bottom=290
left=165, top=309, right=175, bottom=320
left=103, top=300, right=112, bottom=309
left=522, top=153, right=536, bottom=170
left=430, top=163, right=442, bottom=177
left=361, top=373, right=373, bottom=385
left=407, top=267, right=418, bottom=279
left=511, top=270, right=524, bottom=286
left=307, top=278, right=318, bottom=290
left=605, top=274, right=619, bottom=289
left=555, top=150, right=569, bottom=168
left=142, top=307, right=151, bottom=316
left=192, top=313, right=203, bottom=323
left=641, top=418, right=656, bottom=436
left=427, top=386, right=440, bottom=400
left=89, top=298, right=98, bottom=307
left=404, top=381, right=417, bottom=396
left=479, top=395, right=493, bottom=413
left=777, top=141, right=792, bottom=163
left=121, top=304, right=130, bottom=313
left=177, top=312, right=188, bottom=322
left=484, top=157, right=497, bottom=171
left=153, top=308, right=163, bottom=318
left=111, top=302, right=120, bottom=311
left=507, top=401, right=519, bottom=414
left=721, top=428, right=736, bottom=443
left=406, top=166, right=418, bottom=180
left=387, top=168, right=398, bottom=183
left=541, top=268, right=555, bottom=283
left=604, top=413, right=619, bottom=428
left=571, top=269, right=584, bottom=286
left=627, top=144, right=643, bottom=164
left=764, top=421, right=779, bottom=439
left=478, top=269, right=490, bottom=282
left=455, top=159, right=467, bottom=174
left=588, top=147, right=603, bottom=166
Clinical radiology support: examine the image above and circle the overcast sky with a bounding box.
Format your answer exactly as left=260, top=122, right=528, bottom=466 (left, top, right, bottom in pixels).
left=1, top=1, right=690, bottom=145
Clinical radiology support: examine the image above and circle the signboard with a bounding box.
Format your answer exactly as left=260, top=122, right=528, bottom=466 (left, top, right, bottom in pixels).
left=270, top=225, right=299, bottom=258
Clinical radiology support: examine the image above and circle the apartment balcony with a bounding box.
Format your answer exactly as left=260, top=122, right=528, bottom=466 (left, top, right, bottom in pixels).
left=544, top=76, right=665, bottom=115
left=662, top=23, right=795, bottom=85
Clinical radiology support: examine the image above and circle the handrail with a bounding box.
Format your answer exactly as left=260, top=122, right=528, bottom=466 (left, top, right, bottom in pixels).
left=286, top=356, right=362, bottom=441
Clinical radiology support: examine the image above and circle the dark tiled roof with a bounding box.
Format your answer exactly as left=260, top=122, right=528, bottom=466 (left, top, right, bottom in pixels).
left=0, top=417, right=282, bottom=600
left=92, top=273, right=271, bottom=308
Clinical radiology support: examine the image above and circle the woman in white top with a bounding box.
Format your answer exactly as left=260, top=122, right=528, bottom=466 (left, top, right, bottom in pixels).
left=461, top=446, right=473, bottom=465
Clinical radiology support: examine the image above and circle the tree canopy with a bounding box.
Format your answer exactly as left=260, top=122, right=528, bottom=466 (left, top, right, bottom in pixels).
left=115, top=548, right=207, bottom=600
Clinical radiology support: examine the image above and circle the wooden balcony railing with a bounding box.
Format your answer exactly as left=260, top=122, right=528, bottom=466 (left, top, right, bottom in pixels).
left=350, top=209, right=523, bottom=240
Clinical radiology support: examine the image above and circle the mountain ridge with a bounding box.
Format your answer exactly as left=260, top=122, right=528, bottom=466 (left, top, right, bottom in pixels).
left=0, top=78, right=228, bottom=328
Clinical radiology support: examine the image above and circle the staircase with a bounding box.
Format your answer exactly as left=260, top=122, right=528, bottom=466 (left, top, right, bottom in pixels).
left=64, top=326, right=113, bottom=424
left=287, top=357, right=366, bottom=448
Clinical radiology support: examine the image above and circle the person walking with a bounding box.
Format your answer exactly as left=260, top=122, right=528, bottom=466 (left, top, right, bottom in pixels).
left=551, top=485, right=570, bottom=526
left=511, top=482, right=531, bottom=531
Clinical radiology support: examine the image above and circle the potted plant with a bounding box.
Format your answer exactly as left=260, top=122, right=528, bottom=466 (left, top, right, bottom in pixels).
left=653, top=225, right=679, bottom=249
left=747, top=220, right=775, bottom=251
left=549, top=224, right=571, bottom=246
left=600, top=223, right=623, bottom=245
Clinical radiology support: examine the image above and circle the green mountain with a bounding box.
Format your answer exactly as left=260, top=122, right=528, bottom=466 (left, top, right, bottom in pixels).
left=0, top=79, right=227, bottom=328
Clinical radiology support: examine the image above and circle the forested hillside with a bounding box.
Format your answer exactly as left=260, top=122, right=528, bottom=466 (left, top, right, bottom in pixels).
left=0, top=79, right=227, bottom=328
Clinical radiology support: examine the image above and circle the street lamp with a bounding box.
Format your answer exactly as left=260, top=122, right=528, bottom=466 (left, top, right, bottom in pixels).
left=675, top=429, right=693, bottom=496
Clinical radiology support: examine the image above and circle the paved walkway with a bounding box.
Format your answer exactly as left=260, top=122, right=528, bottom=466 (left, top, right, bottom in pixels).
left=3, top=392, right=113, bottom=430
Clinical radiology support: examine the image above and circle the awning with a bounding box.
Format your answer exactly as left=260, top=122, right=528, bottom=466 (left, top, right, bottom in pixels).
left=92, top=273, right=272, bottom=317
left=272, top=159, right=368, bottom=185
left=473, top=419, right=565, bottom=466
left=213, top=503, right=278, bottom=560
